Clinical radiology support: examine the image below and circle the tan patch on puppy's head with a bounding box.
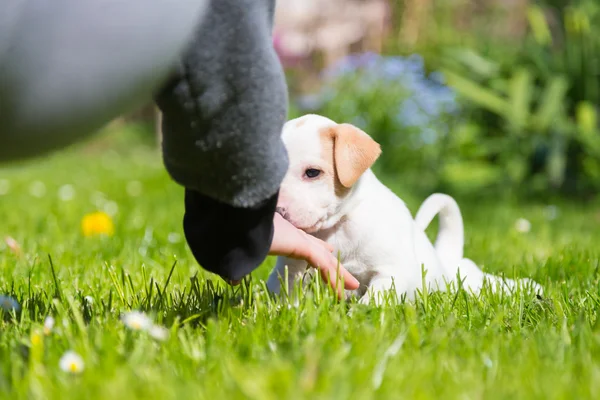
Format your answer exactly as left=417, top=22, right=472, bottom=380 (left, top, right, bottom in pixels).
left=320, top=123, right=381, bottom=190
left=294, top=116, right=310, bottom=128
left=318, top=128, right=346, bottom=196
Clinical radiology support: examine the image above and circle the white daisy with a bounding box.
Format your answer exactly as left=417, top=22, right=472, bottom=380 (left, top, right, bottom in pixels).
left=545, top=205, right=559, bottom=221
left=4, top=236, right=21, bottom=255
left=43, top=316, right=55, bottom=335
left=121, top=311, right=152, bottom=331
left=0, top=179, right=10, bottom=196
left=514, top=218, right=531, bottom=233
left=167, top=232, right=181, bottom=244
left=103, top=201, right=119, bottom=217
left=59, top=350, right=85, bottom=374
left=28, top=181, right=46, bottom=198
left=149, top=325, right=169, bottom=341
left=58, top=184, right=76, bottom=201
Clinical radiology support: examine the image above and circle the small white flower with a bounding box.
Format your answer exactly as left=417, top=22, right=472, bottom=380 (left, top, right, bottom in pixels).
left=482, top=355, right=493, bottom=368
left=58, top=184, right=76, bottom=201
left=545, top=205, right=559, bottom=221
left=59, top=350, right=85, bottom=374
left=43, top=316, right=55, bottom=335
left=514, top=218, right=531, bottom=233
left=4, top=236, right=21, bottom=255
left=84, top=296, right=94, bottom=305
left=28, top=181, right=46, bottom=198
left=149, top=325, right=169, bottom=341
left=103, top=201, right=119, bottom=217
left=121, top=311, right=152, bottom=331
left=167, top=232, right=181, bottom=244
left=0, top=179, right=10, bottom=196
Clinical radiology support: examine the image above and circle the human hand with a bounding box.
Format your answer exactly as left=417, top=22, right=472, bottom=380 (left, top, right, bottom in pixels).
left=268, top=213, right=360, bottom=297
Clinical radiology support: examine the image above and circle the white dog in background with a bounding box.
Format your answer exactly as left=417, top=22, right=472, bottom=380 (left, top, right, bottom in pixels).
left=267, top=114, right=542, bottom=304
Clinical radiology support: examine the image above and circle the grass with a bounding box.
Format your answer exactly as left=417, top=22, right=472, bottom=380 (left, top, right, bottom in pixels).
left=1, top=126, right=600, bottom=399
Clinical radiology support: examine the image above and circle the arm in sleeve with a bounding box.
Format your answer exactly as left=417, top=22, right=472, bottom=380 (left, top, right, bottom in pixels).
left=182, top=189, right=279, bottom=282
left=155, top=0, right=289, bottom=281
left=0, top=0, right=208, bottom=162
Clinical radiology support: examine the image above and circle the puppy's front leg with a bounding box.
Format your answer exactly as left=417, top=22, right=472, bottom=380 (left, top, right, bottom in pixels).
left=359, top=233, right=421, bottom=306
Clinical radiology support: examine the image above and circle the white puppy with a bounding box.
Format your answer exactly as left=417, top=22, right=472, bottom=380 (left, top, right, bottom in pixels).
left=267, top=114, right=542, bottom=304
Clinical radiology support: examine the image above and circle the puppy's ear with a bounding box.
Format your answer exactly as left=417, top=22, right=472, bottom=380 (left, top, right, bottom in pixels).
left=330, top=123, right=381, bottom=188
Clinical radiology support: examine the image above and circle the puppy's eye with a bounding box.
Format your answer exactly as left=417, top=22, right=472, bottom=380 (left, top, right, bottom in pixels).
left=304, top=168, right=322, bottom=179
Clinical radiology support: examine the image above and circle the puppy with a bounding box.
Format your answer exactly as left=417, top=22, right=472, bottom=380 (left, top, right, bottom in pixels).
left=266, top=114, right=542, bottom=304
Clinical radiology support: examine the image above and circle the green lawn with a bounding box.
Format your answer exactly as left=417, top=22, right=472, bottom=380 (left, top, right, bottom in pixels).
left=1, top=128, right=600, bottom=399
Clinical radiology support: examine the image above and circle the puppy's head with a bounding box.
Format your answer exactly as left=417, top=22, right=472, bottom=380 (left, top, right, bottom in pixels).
left=277, top=114, right=381, bottom=233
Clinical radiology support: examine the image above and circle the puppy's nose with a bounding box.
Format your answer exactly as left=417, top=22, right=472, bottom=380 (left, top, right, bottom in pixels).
left=276, top=206, right=287, bottom=218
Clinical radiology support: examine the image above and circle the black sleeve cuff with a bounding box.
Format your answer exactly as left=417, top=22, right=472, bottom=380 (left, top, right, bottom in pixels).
left=183, top=189, right=278, bottom=282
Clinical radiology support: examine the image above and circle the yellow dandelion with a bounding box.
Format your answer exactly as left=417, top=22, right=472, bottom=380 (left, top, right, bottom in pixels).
left=81, top=211, right=114, bottom=237
left=31, top=331, right=42, bottom=347
left=59, top=350, right=84, bottom=374
left=30, top=330, right=44, bottom=364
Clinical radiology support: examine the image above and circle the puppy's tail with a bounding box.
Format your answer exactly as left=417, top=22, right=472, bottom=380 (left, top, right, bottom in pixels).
left=415, top=193, right=464, bottom=266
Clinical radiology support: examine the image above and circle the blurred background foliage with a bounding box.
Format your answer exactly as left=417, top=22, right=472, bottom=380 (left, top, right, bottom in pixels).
left=124, top=0, right=600, bottom=201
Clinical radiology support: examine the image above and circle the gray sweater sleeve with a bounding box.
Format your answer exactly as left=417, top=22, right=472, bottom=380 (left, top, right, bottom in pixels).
left=155, top=0, right=289, bottom=208
left=0, top=0, right=208, bottom=161
left=155, top=0, right=289, bottom=281
left=0, top=0, right=290, bottom=281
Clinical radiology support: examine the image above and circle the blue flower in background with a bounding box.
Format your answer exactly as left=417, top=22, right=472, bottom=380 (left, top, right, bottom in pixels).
left=300, top=52, right=462, bottom=147
left=0, top=295, right=20, bottom=314
left=380, top=59, right=406, bottom=80
left=322, top=51, right=381, bottom=79
left=429, top=71, right=446, bottom=85
left=384, top=54, right=425, bottom=80
left=421, top=128, right=438, bottom=145
left=397, top=98, right=430, bottom=127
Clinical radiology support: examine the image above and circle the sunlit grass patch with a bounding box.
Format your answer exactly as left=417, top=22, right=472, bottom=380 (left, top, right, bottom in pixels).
left=1, top=130, right=600, bottom=399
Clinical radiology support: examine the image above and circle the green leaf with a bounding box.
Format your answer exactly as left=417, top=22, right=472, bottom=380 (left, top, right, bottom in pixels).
left=532, top=77, right=569, bottom=132
left=576, top=101, right=598, bottom=135
left=450, top=49, right=501, bottom=78
left=547, top=139, right=567, bottom=187
left=441, top=161, right=504, bottom=191
left=507, top=68, right=533, bottom=133
left=506, top=155, right=528, bottom=184
left=444, top=70, right=508, bottom=116
left=527, top=5, right=553, bottom=46
left=576, top=101, right=600, bottom=154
